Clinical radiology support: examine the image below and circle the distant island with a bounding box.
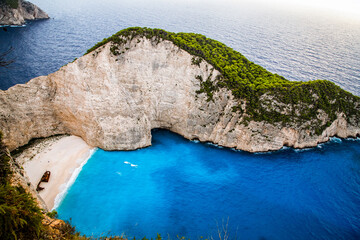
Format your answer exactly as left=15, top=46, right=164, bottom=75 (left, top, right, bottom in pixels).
left=0, top=0, right=48, bottom=26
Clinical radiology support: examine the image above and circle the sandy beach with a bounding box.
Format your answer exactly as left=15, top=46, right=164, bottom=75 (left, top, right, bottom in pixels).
left=16, top=135, right=94, bottom=210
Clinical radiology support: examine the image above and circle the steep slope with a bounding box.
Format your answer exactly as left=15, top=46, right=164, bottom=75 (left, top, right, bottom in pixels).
left=0, top=0, right=49, bottom=26
left=0, top=27, right=359, bottom=152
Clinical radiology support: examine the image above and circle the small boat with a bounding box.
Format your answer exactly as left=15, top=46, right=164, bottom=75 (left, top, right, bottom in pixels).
left=36, top=171, right=51, bottom=192
left=41, top=171, right=51, bottom=182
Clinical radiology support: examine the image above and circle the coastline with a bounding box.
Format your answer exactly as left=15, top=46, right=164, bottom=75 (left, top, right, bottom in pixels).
left=15, top=135, right=95, bottom=210
left=11, top=131, right=360, bottom=211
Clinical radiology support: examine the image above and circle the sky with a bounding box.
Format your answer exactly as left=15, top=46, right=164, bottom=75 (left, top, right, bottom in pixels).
left=263, top=0, right=359, bottom=15
left=246, top=0, right=360, bottom=20
left=185, top=0, right=360, bottom=21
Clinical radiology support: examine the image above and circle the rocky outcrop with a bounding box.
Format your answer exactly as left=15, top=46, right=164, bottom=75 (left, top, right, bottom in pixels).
left=0, top=0, right=49, bottom=26
left=0, top=37, right=359, bottom=152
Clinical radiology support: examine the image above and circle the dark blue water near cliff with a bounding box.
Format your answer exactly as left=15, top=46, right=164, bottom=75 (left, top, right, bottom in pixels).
left=57, top=130, right=360, bottom=239
left=1, top=0, right=360, bottom=239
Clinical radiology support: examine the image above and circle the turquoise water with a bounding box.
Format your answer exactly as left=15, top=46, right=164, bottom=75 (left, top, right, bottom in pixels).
left=57, top=129, right=360, bottom=239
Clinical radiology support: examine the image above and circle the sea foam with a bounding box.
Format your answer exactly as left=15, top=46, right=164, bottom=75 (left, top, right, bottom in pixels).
left=53, top=148, right=97, bottom=210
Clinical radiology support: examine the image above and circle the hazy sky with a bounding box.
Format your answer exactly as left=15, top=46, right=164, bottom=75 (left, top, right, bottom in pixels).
left=267, top=0, right=359, bottom=13
left=193, top=0, right=360, bottom=20
left=249, top=0, right=359, bottom=20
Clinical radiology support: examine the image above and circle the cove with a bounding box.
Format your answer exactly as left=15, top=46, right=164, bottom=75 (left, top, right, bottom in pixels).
left=56, top=129, right=360, bottom=239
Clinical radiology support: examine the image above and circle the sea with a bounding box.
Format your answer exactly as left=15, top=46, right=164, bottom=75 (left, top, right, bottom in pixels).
left=1, top=0, right=360, bottom=239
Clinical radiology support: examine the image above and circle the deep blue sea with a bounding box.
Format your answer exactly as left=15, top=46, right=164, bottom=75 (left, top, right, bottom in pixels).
left=1, top=0, right=360, bottom=239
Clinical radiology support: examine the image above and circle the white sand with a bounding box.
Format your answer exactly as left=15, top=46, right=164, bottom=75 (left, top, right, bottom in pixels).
left=20, top=136, right=94, bottom=210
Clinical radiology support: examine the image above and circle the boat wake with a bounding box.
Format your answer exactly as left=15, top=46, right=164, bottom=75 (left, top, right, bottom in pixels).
left=124, top=161, right=138, bottom=168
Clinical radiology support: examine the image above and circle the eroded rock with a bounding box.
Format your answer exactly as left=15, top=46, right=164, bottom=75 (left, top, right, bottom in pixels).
left=0, top=37, right=359, bottom=153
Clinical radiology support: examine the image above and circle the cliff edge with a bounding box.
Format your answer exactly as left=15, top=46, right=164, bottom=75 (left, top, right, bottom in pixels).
left=0, top=27, right=359, bottom=152
left=0, top=0, right=49, bottom=26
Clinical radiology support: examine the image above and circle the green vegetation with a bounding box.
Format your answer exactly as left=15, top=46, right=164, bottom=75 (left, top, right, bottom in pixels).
left=191, top=56, right=203, bottom=66
left=0, top=184, right=43, bottom=239
left=85, top=27, right=359, bottom=132
left=0, top=0, right=19, bottom=9
left=46, top=209, right=58, bottom=218
left=0, top=132, right=43, bottom=240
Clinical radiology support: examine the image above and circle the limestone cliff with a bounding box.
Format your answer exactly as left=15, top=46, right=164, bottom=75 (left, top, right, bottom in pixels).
left=0, top=0, right=48, bottom=26
left=0, top=30, right=359, bottom=152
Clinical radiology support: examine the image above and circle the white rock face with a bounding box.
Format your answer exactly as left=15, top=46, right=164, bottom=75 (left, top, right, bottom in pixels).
left=0, top=0, right=49, bottom=26
left=0, top=37, right=359, bottom=152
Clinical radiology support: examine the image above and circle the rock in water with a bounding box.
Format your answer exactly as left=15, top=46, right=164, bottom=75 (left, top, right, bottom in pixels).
left=0, top=0, right=49, bottom=26
left=0, top=28, right=359, bottom=152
